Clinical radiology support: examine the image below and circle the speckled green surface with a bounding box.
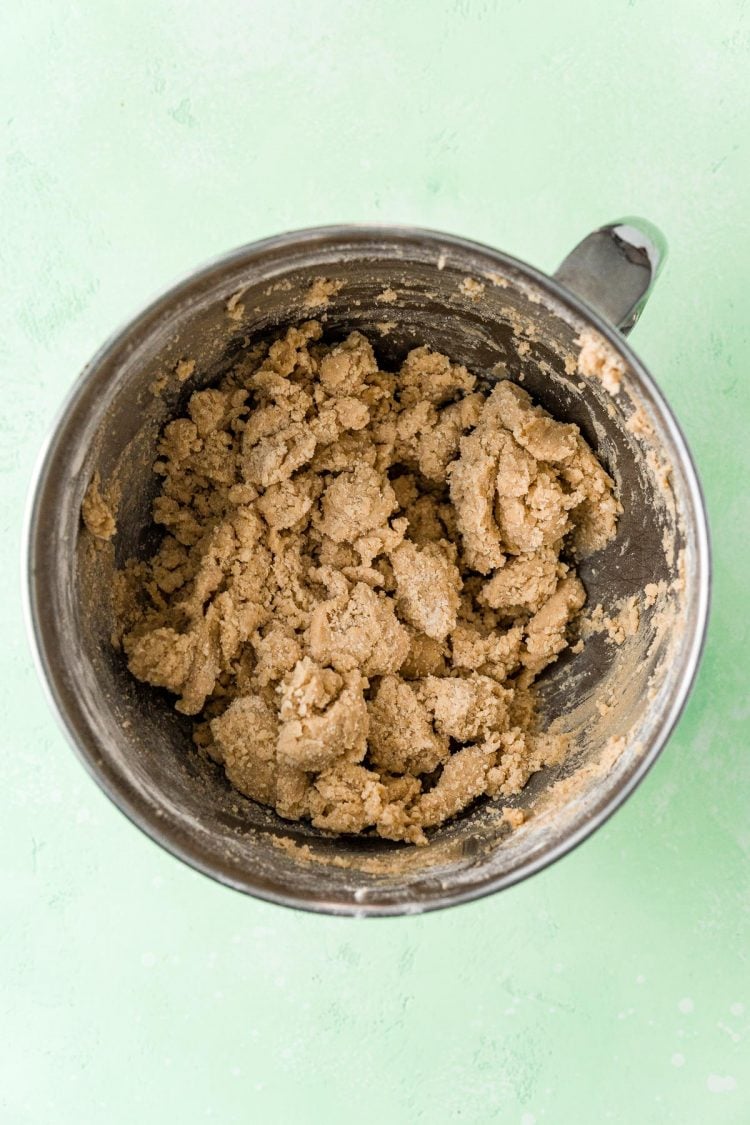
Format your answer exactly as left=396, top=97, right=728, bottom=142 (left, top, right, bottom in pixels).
left=2, top=2, right=749, bottom=1122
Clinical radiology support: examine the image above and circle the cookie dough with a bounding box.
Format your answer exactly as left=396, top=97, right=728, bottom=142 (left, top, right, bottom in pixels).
left=115, top=322, right=619, bottom=844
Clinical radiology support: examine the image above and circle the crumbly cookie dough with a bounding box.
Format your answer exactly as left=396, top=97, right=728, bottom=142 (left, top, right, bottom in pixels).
left=115, top=322, right=620, bottom=844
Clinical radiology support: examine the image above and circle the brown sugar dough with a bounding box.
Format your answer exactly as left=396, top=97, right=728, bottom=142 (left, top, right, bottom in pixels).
left=82, top=472, right=116, bottom=541
left=309, top=581, right=410, bottom=676
left=276, top=658, right=369, bottom=772
left=419, top=673, right=512, bottom=742
left=317, top=463, right=397, bottom=543
left=116, top=322, right=619, bottom=844
left=368, top=675, right=449, bottom=775
left=390, top=539, right=460, bottom=641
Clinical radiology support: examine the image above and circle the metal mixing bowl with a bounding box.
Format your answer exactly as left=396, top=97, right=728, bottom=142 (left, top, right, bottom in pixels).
left=25, top=223, right=710, bottom=916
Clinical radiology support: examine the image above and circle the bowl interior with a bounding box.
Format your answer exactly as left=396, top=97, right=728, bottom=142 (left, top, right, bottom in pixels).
left=30, top=230, right=706, bottom=914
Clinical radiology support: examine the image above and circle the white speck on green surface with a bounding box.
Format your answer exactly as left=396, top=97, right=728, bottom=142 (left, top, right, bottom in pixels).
left=707, top=1075, right=737, bottom=1094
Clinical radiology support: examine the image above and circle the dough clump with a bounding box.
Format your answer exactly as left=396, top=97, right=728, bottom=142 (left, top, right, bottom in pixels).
left=117, top=322, right=619, bottom=844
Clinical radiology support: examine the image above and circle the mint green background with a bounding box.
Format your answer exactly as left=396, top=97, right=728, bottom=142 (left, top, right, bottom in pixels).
left=2, top=2, right=748, bottom=1122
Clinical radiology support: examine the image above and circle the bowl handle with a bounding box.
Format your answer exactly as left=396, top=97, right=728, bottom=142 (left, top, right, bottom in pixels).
left=554, top=218, right=667, bottom=336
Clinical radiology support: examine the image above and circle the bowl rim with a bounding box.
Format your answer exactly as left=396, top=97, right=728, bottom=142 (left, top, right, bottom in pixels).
left=22, top=223, right=712, bottom=917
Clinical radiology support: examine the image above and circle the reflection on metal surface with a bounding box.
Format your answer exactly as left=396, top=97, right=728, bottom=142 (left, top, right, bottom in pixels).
left=555, top=217, right=667, bottom=335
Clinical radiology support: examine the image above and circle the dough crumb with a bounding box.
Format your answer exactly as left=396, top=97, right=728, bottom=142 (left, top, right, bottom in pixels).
left=577, top=328, right=625, bottom=395
left=376, top=288, right=398, bottom=304
left=459, top=277, right=485, bottom=300
left=483, top=272, right=509, bottom=288
left=116, top=323, right=619, bottom=844
left=304, top=277, right=343, bottom=308
left=82, top=472, right=116, bottom=540
left=226, top=289, right=247, bottom=322
left=625, top=405, right=654, bottom=437
left=502, top=806, right=526, bottom=829
left=175, top=357, right=196, bottom=382
left=644, top=581, right=664, bottom=608
left=584, top=594, right=641, bottom=646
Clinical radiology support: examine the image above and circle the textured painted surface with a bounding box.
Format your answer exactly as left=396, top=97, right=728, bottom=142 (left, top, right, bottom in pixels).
left=2, top=2, right=749, bottom=1122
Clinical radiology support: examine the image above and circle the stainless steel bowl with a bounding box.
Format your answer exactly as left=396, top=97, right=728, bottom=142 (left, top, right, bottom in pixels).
left=25, top=223, right=710, bottom=916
